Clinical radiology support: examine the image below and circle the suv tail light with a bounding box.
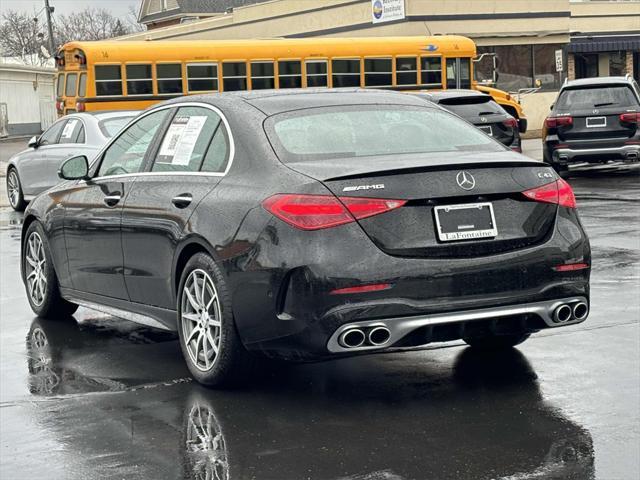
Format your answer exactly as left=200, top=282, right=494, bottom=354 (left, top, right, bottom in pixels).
left=620, top=112, right=640, bottom=124
left=502, top=117, right=518, bottom=128
left=263, top=194, right=406, bottom=230
left=522, top=179, right=576, bottom=209
left=545, top=116, right=573, bottom=128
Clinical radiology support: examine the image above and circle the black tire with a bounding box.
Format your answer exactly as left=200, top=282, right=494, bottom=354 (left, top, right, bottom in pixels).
left=23, top=221, right=78, bottom=318
left=176, top=252, right=254, bottom=387
left=7, top=168, right=27, bottom=211
left=463, top=332, right=530, bottom=350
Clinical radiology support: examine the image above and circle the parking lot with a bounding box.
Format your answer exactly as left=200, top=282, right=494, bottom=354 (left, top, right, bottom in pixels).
left=1, top=137, right=639, bottom=479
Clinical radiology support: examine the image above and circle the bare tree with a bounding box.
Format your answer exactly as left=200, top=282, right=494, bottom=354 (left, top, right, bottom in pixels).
left=0, top=10, right=50, bottom=66
left=54, top=8, right=138, bottom=45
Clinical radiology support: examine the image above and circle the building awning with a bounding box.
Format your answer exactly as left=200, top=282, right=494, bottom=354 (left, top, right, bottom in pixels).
left=569, top=34, right=640, bottom=53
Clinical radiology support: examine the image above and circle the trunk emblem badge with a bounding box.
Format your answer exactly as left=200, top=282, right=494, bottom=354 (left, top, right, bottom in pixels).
left=456, top=171, right=476, bottom=190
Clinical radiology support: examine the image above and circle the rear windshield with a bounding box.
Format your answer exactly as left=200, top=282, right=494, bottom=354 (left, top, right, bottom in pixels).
left=438, top=97, right=506, bottom=118
left=98, top=116, right=136, bottom=137
left=267, top=105, right=504, bottom=162
left=556, top=85, right=638, bottom=110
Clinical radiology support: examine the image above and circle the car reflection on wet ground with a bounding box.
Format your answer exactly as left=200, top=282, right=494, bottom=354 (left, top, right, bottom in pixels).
left=1, top=172, right=638, bottom=480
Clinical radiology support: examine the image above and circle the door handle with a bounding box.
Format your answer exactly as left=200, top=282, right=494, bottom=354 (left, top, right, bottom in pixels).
left=171, top=194, right=193, bottom=209
left=103, top=194, right=122, bottom=207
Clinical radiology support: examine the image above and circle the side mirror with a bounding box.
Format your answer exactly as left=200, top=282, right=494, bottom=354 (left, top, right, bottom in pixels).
left=58, top=155, right=89, bottom=180
left=28, top=136, right=38, bottom=148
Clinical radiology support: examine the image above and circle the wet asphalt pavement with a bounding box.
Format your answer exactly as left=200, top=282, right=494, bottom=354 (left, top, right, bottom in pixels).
left=1, top=139, right=639, bottom=479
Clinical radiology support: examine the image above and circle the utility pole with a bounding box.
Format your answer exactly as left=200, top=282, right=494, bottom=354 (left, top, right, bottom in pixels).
left=44, top=0, right=55, bottom=54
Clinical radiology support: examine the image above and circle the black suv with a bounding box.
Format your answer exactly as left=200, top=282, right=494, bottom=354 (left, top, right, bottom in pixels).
left=415, top=90, right=522, bottom=152
left=543, top=75, right=640, bottom=176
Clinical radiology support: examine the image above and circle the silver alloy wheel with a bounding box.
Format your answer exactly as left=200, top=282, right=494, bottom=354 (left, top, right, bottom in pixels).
left=185, top=401, right=229, bottom=480
left=25, top=232, right=47, bottom=306
left=181, top=268, right=222, bottom=372
left=7, top=170, right=20, bottom=208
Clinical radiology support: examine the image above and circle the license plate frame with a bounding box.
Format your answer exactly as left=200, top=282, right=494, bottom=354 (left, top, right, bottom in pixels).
left=434, top=202, right=498, bottom=242
left=586, top=116, right=606, bottom=128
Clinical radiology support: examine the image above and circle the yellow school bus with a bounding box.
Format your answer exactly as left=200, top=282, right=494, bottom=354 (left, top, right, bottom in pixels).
left=54, top=36, right=526, bottom=128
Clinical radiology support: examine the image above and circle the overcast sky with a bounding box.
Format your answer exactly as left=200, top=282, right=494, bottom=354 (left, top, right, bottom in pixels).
left=1, top=0, right=140, bottom=18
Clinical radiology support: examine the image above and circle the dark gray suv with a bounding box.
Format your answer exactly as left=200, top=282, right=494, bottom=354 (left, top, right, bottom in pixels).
left=543, top=75, right=640, bottom=176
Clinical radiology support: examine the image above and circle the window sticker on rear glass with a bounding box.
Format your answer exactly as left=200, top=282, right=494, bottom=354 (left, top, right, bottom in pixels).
left=61, top=119, right=78, bottom=139
left=158, top=115, right=207, bottom=165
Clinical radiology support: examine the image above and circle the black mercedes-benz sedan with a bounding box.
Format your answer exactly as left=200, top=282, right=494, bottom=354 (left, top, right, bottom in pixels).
left=21, top=89, right=591, bottom=387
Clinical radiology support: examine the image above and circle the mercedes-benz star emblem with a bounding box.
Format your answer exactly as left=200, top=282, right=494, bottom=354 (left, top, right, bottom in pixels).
left=456, top=171, right=476, bottom=190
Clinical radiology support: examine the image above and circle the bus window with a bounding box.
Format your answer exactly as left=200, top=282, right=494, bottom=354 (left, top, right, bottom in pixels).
left=78, top=73, right=86, bottom=97
left=65, top=73, right=77, bottom=97
left=251, top=62, right=275, bottom=90
left=459, top=58, right=471, bottom=89
left=396, top=57, right=417, bottom=86
left=187, top=63, right=218, bottom=92
left=364, top=58, right=392, bottom=87
left=278, top=60, right=302, bottom=88
left=421, top=57, right=442, bottom=87
left=95, top=65, right=123, bottom=96
left=157, top=63, right=183, bottom=94
left=126, top=64, right=153, bottom=95
left=332, top=59, right=360, bottom=87
left=56, top=74, right=65, bottom=97
left=223, top=62, right=247, bottom=91
left=446, top=58, right=472, bottom=89
left=306, top=60, right=328, bottom=87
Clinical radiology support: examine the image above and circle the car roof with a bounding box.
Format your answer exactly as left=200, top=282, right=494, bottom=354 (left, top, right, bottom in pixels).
left=562, top=76, right=633, bottom=89
left=163, top=89, right=434, bottom=116
left=65, top=111, right=139, bottom=121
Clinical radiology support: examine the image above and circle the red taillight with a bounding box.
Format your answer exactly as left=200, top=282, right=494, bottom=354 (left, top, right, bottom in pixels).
left=330, top=283, right=392, bottom=295
left=76, top=102, right=85, bottom=112
left=511, top=146, right=522, bottom=153
left=545, top=116, right=573, bottom=128
left=552, top=262, right=589, bottom=272
left=522, top=178, right=576, bottom=209
left=262, top=194, right=406, bottom=230
left=55, top=101, right=63, bottom=112
left=620, top=112, right=640, bottom=124
left=503, top=117, right=518, bottom=128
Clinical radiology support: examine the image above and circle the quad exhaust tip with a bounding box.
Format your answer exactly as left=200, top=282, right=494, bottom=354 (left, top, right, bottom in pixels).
left=573, top=302, right=589, bottom=320
left=554, top=304, right=573, bottom=323
left=339, top=328, right=366, bottom=348
left=368, top=326, right=391, bottom=346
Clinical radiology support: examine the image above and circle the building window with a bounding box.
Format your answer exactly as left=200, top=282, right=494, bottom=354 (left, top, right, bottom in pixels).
left=251, top=61, right=275, bottom=90
left=222, top=62, right=247, bottom=91
left=306, top=60, right=328, bottom=87
left=396, top=57, right=417, bottom=86
left=332, top=59, right=360, bottom=87
left=126, top=64, right=153, bottom=95
left=533, top=44, right=563, bottom=90
left=420, top=57, right=442, bottom=87
left=157, top=63, right=183, bottom=94
left=610, top=52, right=626, bottom=76
left=364, top=58, right=392, bottom=87
left=575, top=53, right=599, bottom=79
left=187, top=63, right=218, bottom=92
left=95, top=65, right=122, bottom=96
left=278, top=60, right=302, bottom=88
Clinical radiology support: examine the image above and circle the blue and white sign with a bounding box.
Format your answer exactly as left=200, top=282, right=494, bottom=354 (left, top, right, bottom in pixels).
left=371, top=0, right=405, bottom=24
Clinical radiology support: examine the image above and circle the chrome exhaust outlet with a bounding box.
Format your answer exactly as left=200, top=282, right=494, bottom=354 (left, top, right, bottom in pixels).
left=368, top=326, right=391, bottom=346
left=572, top=302, right=589, bottom=320
left=553, top=304, right=572, bottom=323
left=339, top=328, right=366, bottom=348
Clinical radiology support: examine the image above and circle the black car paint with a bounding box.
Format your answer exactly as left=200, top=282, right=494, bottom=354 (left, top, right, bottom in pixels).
left=22, top=90, right=590, bottom=362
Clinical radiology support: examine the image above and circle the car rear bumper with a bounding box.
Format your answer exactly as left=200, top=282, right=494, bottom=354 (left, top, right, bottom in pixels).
left=552, top=144, right=640, bottom=164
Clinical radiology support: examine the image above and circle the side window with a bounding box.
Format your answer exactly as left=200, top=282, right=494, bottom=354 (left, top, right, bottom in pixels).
left=78, top=73, right=87, bottom=97
left=152, top=106, right=222, bottom=173
left=39, top=120, right=66, bottom=145
left=65, top=73, right=77, bottom=97
left=306, top=60, right=328, bottom=87
left=95, top=65, right=122, bottom=96
left=332, top=59, right=361, bottom=88
left=98, top=109, right=169, bottom=177
left=187, top=63, right=218, bottom=93
left=421, top=57, right=442, bottom=87
left=251, top=61, right=274, bottom=90
left=157, top=63, right=183, bottom=94
left=278, top=60, right=302, bottom=88
left=396, top=57, right=417, bottom=86
left=222, top=62, right=247, bottom=91
left=364, top=58, right=392, bottom=87
left=58, top=118, right=84, bottom=144
left=56, top=74, right=65, bottom=97
left=201, top=125, right=230, bottom=173
left=126, top=64, right=153, bottom=95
